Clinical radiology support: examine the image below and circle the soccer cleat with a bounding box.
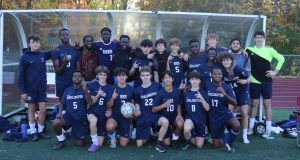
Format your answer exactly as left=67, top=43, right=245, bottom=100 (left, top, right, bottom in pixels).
left=262, top=131, right=271, bottom=138
left=31, top=133, right=39, bottom=141
left=88, top=144, right=99, bottom=152
left=52, top=141, right=65, bottom=150
left=38, top=132, right=51, bottom=139
left=247, top=128, right=254, bottom=135
left=110, top=138, right=117, bottom=149
left=225, top=143, right=235, bottom=154
left=155, top=143, right=167, bottom=153
left=181, top=143, right=191, bottom=151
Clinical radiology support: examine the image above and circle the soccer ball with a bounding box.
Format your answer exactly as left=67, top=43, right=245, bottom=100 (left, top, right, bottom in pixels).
left=121, top=102, right=135, bottom=118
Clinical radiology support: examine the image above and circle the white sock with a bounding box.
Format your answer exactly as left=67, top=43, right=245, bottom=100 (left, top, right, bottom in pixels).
left=91, top=134, right=99, bottom=146
left=56, top=134, right=65, bottom=142
left=243, top=129, right=248, bottom=139
left=249, top=118, right=255, bottom=129
left=108, top=132, right=116, bottom=139
left=29, top=123, right=37, bottom=134
left=172, top=133, right=179, bottom=140
left=266, top=121, right=272, bottom=133
left=38, top=123, right=45, bottom=133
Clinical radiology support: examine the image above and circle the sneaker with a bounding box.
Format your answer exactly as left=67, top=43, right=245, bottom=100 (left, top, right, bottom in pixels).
left=247, top=128, right=254, bottom=135
left=262, top=131, right=271, bottom=138
left=38, top=132, right=51, bottom=139
left=31, top=133, right=39, bottom=141
left=52, top=141, right=65, bottom=150
left=155, top=143, right=167, bottom=153
left=88, top=144, right=99, bottom=152
left=181, top=143, right=191, bottom=151
left=243, top=138, right=250, bottom=144
left=110, top=138, right=117, bottom=149
left=225, top=143, right=235, bottom=154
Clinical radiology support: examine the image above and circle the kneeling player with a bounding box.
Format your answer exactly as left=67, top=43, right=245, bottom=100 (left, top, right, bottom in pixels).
left=207, top=67, right=240, bottom=153
left=87, top=66, right=112, bottom=151
left=134, top=66, right=169, bottom=152
left=106, top=67, right=137, bottom=147
left=152, top=71, right=184, bottom=147
left=52, top=71, right=92, bottom=150
left=181, top=71, right=210, bottom=150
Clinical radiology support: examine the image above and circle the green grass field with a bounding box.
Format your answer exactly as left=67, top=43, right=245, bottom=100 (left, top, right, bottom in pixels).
left=0, top=108, right=299, bottom=160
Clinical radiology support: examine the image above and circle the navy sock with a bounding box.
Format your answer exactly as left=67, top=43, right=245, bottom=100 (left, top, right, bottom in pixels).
left=227, top=130, right=239, bottom=146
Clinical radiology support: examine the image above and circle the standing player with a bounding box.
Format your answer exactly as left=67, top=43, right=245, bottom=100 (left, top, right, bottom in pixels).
left=52, top=28, right=80, bottom=100
left=79, top=35, right=99, bottom=82
left=134, top=66, right=169, bottom=152
left=94, top=27, right=120, bottom=84
left=229, top=38, right=249, bottom=68
left=154, top=38, right=170, bottom=83
left=187, top=39, right=207, bottom=74
left=200, top=48, right=219, bottom=89
left=219, top=52, right=250, bottom=144
left=129, top=39, right=159, bottom=87
left=86, top=66, right=112, bottom=152
left=246, top=31, right=285, bottom=138
left=52, top=71, right=92, bottom=150
left=18, top=36, right=51, bottom=141
left=181, top=71, right=210, bottom=150
left=166, top=38, right=187, bottom=88
left=106, top=67, right=136, bottom=147
left=207, top=67, right=240, bottom=153
left=152, top=71, right=184, bottom=147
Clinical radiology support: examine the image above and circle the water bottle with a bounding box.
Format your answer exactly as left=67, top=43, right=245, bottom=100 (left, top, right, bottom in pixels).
left=21, top=123, right=28, bottom=139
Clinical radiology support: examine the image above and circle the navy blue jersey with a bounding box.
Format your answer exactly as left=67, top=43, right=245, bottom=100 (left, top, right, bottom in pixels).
left=93, top=41, right=120, bottom=84
left=168, top=56, right=187, bottom=87
left=108, top=84, right=135, bottom=115
left=200, top=64, right=219, bottom=90
left=18, top=49, right=52, bottom=94
left=51, top=46, right=80, bottom=83
left=233, top=53, right=249, bottom=68
left=88, top=82, right=112, bottom=115
left=188, top=53, right=207, bottom=74
left=183, top=89, right=209, bottom=123
left=135, top=83, right=162, bottom=118
left=61, top=86, right=88, bottom=122
left=206, top=82, right=236, bottom=115
left=153, top=87, right=183, bottom=121
left=222, top=65, right=249, bottom=92
left=132, top=58, right=155, bottom=87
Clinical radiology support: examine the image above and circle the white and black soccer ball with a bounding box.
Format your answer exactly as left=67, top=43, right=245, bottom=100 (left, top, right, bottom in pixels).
left=121, top=102, right=135, bottom=118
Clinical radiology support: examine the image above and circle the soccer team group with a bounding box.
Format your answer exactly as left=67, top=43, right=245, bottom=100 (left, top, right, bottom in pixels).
left=18, top=27, right=285, bottom=153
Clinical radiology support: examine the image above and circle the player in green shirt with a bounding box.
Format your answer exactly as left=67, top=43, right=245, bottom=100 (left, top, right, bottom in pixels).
left=246, top=31, right=285, bottom=138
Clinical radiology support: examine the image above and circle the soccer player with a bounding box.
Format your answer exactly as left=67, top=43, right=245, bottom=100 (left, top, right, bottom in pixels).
left=134, top=66, right=169, bottom=152
left=187, top=39, right=207, bottom=74
left=166, top=38, right=187, bottom=88
left=86, top=66, right=112, bottom=152
left=207, top=67, right=240, bottom=153
left=18, top=36, right=51, bottom=141
left=129, top=39, right=159, bottom=87
left=52, top=71, right=92, bottom=150
left=205, top=33, right=228, bottom=55
left=200, top=48, right=219, bottom=89
left=106, top=67, right=137, bottom=147
left=246, top=31, right=285, bottom=138
left=219, top=52, right=250, bottom=144
left=229, top=38, right=249, bottom=68
left=52, top=28, right=80, bottom=100
left=94, top=27, right=120, bottom=84
left=78, top=35, right=99, bottom=82
left=152, top=71, right=184, bottom=147
left=112, top=35, right=134, bottom=83
left=181, top=71, right=210, bottom=150
left=154, top=38, right=170, bottom=82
